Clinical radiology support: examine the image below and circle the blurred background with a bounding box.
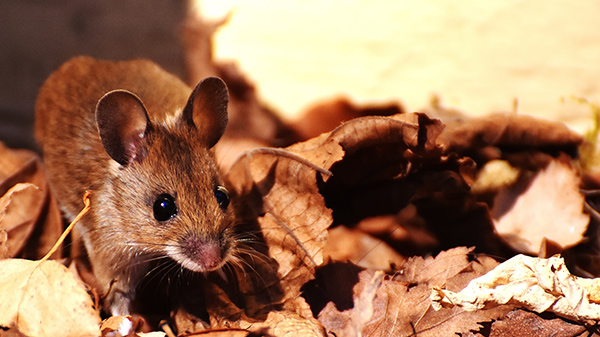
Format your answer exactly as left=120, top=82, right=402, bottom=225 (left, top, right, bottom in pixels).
left=1, top=0, right=599, bottom=150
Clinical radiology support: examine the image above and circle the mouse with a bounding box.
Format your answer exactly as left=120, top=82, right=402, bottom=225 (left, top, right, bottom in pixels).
left=34, top=56, right=237, bottom=317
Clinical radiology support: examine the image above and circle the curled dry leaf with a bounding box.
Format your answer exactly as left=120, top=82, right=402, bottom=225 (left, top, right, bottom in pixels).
left=225, top=147, right=332, bottom=319
left=316, top=247, right=512, bottom=337
left=438, top=112, right=582, bottom=164
left=309, top=112, right=502, bottom=256
left=0, top=183, right=43, bottom=258
left=0, top=143, right=62, bottom=259
left=0, top=259, right=100, bottom=337
left=432, top=254, right=600, bottom=322
left=491, top=159, right=589, bottom=255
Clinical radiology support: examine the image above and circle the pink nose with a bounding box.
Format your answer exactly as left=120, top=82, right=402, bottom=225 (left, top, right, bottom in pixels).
left=186, top=238, right=223, bottom=271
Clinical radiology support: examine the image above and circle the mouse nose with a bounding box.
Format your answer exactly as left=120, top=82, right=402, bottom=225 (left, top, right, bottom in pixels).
left=183, top=236, right=225, bottom=271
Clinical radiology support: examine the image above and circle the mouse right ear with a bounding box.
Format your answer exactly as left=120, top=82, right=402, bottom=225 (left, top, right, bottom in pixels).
left=182, top=77, right=229, bottom=148
left=96, top=90, right=150, bottom=166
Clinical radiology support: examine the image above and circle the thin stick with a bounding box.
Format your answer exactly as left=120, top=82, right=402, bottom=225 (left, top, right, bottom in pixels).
left=40, top=190, right=92, bottom=261
left=159, top=320, right=176, bottom=337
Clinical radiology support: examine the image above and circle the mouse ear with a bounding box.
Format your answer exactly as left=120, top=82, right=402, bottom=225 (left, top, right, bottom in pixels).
left=182, top=77, right=229, bottom=148
left=96, top=90, right=150, bottom=166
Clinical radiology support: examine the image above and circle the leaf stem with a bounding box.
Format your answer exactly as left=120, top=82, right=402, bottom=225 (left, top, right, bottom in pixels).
left=40, top=190, right=92, bottom=261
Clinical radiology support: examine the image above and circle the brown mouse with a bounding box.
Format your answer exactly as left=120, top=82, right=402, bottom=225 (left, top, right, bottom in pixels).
left=35, top=56, right=236, bottom=316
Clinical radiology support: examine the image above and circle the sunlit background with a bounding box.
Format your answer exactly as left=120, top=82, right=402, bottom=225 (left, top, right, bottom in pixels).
left=198, top=0, right=600, bottom=130
left=1, top=0, right=599, bottom=149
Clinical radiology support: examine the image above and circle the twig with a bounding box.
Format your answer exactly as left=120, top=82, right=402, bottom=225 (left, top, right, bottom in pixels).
left=40, top=190, right=92, bottom=261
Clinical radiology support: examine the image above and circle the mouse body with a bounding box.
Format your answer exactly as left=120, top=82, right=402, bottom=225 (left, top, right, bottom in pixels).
left=35, top=56, right=235, bottom=316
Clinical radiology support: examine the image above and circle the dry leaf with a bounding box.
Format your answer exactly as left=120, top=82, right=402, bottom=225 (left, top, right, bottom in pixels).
left=316, top=247, right=512, bottom=337
left=432, top=254, right=600, bottom=322
left=467, top=309, right=590, bottom=337
left=438, top=112, right=582, bottom=163
left=0, top=143, right=63, bottom=259
left=306, top=113, right=502, bottom=255
left=355, top=210, right=440, bottom=257
left=0, top=183, right=43, bottom=257
left=225, top=148, right=332, bottom=319
left=174, top=330, right=255, bottom=337
left=0, top=229, right=8, bottom=259
left=260, top=311, right=325, bottom=337
left=198, top=278, right=323, bottom=336
left=0, top=258, right=100, bottom=337
left=323, top=225, right=405, bottom=271
left=491, top=160, right=589, bottom=254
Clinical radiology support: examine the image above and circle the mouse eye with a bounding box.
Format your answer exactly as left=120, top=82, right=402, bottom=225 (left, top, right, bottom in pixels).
left=153, top=193, right=177, bottom=221
left=214, top=186, right=230, bottom=210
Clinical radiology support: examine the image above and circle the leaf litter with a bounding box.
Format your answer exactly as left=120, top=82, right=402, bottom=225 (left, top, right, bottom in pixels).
left=432, top=254, right=600, bottom=322
left=3, top=10, right=600, bottom=337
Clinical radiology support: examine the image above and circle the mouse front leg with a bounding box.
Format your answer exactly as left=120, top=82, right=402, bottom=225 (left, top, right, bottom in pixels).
left=89, top=256, right=139, bottom=316
left=84, top=238, right=149, bottom=316
left=106, top=286, right=134, bottom=317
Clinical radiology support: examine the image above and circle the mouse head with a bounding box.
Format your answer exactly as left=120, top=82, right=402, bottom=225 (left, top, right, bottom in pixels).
left=94, top=77, right=235, bottom=273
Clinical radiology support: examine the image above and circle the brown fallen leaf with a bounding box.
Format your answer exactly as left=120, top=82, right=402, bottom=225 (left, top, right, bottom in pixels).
left=225, top=146, right=332, bottom=319
left=197, top=278, right=324, bottom=336
left=316, top=247, right=513, bottom=337
left=0, top=183, right=43, bottom=258
left=354, top=209, right=439, bottom=257
left=0, top=143, right=62, bottom=259
left=469, top=309, right=592, bottom=337
left=0, top=228, right=8, bottom=259
left=304, top=113, right=503, bottom=256
left=303, top=263, right=382, bottom=337
left=0, top=259, right=100, bottom=337
left=174, top=329, right=260, bottom=337
left=323, top=225, right=405, bottom=271
left=438, top=112, right=582, bottom=166
left=491, top=159, right=589, bottom=255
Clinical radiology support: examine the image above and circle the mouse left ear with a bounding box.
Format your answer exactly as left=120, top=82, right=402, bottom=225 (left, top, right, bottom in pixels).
left=96, top=90, right=150, bottom=166
left=182, top=77, right=229, bottom=148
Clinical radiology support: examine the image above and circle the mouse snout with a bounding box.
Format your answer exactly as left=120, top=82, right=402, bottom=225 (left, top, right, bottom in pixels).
left=173, top=234, right=228, bottom=272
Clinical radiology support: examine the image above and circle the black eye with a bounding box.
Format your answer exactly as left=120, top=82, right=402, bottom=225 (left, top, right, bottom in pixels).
left=153, top=193, right=177, bottom=221
left=215, top=186, right=230, bottom=209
